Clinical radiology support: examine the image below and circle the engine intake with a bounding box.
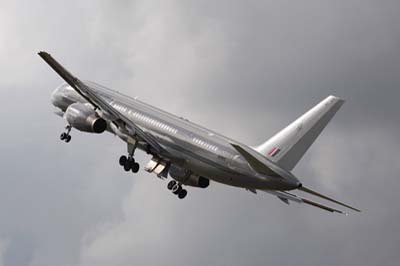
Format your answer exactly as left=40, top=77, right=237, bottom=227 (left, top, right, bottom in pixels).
left=169, top=165, right=210, bottom=188
left=65, top=103, right=107, bottom=133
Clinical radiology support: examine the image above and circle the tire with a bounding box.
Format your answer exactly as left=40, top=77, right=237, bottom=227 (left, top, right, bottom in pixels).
left=128, top=157, right=135, bottom=166
left=60, top=133, right=66, bottom=140
left=131, top=162, right=140, bottom=173
left=123, top=160, right=131, bottom=171
left=178, top=189, right=187, bottom=199
left=172, top=184, right=181, bottom=194
left=65, top=135, right=71, bottom=143
left=119, top=155, right=127, bottom=166
left=167, top=180, right=176, bottom=190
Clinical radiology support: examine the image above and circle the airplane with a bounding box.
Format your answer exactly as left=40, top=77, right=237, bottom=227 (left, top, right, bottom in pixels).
left=38, top=51, right=360, bottom=215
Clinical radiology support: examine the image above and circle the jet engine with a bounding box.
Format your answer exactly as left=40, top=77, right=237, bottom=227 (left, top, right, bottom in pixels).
left=169, top=165, right=210, bottom=188
left=65, top=103, right=107, bottom=133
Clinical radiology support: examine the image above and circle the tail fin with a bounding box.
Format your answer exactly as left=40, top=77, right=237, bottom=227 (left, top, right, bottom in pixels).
left=255, top=95, right=344, bottom=171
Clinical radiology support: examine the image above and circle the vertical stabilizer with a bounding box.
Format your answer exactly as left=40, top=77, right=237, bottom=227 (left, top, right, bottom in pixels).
left=255, top=96, right=344, bottom=171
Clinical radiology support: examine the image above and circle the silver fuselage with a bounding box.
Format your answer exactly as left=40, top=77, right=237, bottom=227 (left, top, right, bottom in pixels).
left=52, top=82, right=300, bottom=190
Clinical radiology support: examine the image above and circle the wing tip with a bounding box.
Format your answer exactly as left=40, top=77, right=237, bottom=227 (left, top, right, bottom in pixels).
left=328, top=95, right=345, bottom=103
left=38, top=51, right=49, bottom=57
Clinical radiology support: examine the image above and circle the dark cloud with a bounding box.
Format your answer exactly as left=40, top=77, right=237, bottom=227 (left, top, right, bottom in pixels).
left=0, top=1, right=400, bottom=266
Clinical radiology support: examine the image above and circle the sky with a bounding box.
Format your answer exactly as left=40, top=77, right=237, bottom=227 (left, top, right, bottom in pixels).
left=0, top=0, right=400, bottom=265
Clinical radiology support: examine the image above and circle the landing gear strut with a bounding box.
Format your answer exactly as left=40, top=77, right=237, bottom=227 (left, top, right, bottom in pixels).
left=60, top=125, right=72, bottom=143
left=167, top=180, right=187, bottom=199
left=119, top=140, right=140, bottom=173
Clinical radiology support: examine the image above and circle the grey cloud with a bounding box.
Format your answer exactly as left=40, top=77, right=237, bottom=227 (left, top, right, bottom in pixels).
left=0, top=1, right=400, bottom=266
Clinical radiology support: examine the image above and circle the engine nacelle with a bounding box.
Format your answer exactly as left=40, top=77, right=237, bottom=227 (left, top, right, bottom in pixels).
left=65, top=103, right=107, bottom=133
left=169, top=165, right=210, bottom=188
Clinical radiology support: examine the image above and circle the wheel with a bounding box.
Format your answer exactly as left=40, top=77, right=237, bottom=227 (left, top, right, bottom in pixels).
left=178, top=189, right=187, bottom=199
left=172, top=184, right=181, bottom=194
left=65, top=135, right=71, bottom=143
left=119, top=155, right=127, bottom=166
left=167, top=180, right=176, bottom=190
left=123, top=160, right=131, bottom=171
left=131, top=162, right=140, bottom=173
left=60, top=133, right=66, bottom=140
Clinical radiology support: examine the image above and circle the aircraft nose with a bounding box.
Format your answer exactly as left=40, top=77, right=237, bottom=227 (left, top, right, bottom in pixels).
left=51, top=84, right=71, bottom=110
left=51, top=88, right=59, bottom=106
left=51, top=87, right=65, bottom=108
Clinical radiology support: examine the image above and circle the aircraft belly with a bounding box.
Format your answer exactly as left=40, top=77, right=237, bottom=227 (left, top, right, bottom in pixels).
left=106, top=112, right=283, bottom=190
left=109, top=128, right=269, bottom=189
left=182, top=155, right=269, bottom=189
left=106, top=119, right=281, bottom=189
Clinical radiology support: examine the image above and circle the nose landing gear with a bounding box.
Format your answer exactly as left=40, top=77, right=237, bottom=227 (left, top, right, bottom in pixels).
left=167, top=180, right=187, bottom=199
left=60, top=125, right=72, bottom=143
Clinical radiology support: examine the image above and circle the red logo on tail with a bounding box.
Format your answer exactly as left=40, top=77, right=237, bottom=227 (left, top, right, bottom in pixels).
left=267, top=147, right=281, bottom=157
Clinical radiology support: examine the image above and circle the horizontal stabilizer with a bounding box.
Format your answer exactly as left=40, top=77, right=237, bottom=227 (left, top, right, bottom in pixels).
left=299, top=186, right=361, bottom=212
left=264, top=190, right=347, bottom=214
left=231, top=143, right=279, bottom=177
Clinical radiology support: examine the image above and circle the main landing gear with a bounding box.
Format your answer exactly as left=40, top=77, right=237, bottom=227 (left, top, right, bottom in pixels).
left=119, top=140, right=140, bottom=173
left=167, top=180, right=187, bottom=199
left=119, top=155, right=140, bottom=173
left=60, top=125, right=72, bottom=143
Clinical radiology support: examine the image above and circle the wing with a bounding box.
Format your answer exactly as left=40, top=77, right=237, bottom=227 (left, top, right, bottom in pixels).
left=264, top=190, right=348, bottom=214
left=38, top=51, right=166, bottom=155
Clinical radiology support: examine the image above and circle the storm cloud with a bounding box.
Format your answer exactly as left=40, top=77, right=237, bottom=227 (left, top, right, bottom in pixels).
left=0, top=1, right=400, bottom=266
